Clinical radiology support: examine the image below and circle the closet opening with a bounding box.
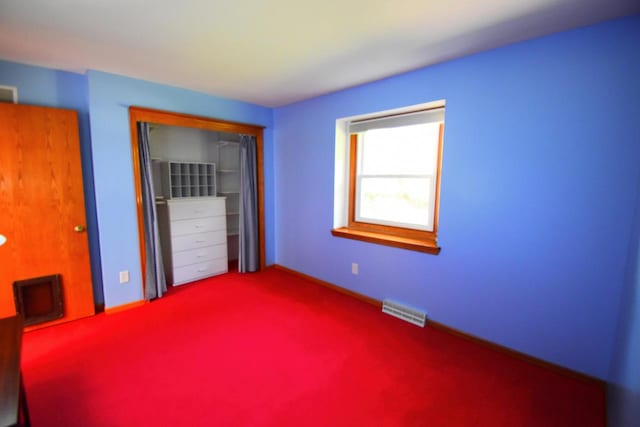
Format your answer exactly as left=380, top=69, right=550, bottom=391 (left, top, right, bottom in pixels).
left=129, top=107, right=265, bottom=300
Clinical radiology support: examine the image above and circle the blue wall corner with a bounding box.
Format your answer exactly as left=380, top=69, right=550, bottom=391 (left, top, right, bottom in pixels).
left=273, top=15, right=640, bottom=379
left=608, top=171, right=640, bottom=426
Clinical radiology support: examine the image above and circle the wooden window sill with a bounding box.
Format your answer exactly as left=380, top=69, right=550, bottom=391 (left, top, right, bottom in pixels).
left=331, top=227, right=441, bottom=254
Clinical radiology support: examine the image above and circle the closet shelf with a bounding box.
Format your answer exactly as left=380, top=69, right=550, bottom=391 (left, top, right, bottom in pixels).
left=218, top=140, right=240, bottom=147
left=160, top=161, right=216, bottom=199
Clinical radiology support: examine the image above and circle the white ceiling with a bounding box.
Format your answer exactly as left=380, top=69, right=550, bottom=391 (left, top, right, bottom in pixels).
left=0, top=0, right=638, bottom=107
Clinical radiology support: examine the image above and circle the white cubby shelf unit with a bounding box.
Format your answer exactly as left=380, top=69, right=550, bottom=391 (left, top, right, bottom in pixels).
left=160, top=161, right=217, bottom=199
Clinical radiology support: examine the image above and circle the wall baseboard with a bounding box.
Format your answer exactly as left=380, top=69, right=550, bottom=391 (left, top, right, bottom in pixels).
left=426, top=320, right=604, bottom=386
left=270, top=264, right=604, bottom=387
left=104, top=300, right=146, bottom=314
left=271, top=264, right=382, bottom=308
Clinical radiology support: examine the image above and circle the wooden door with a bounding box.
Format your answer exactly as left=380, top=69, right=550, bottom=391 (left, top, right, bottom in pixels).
left=0, top=104, right=94, bottom=324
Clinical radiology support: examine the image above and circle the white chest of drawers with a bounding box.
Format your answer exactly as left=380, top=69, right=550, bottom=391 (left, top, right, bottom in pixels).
left=157, top=197, right=228, bottom=286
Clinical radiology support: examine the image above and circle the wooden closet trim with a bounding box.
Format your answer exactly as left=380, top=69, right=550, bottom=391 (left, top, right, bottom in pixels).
left=129, top=107, right=266, bottom=292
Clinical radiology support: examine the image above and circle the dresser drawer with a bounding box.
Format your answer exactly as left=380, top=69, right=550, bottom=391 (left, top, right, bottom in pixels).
left=173, top=258, right=228, bottom=285
left=168, top=198, right=225, bottom=220
left=171, top=230, right=226, bottom=252
left=172, top=244, right=227, bottom=268
left=170, top=215, right=226, bottom=236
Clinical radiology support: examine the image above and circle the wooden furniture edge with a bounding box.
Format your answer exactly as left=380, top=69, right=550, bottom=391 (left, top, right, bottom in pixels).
left=104, top=300, right=147, bottom=314
left=270, top=264, right=604, bottom=387
left=0, top=315, right=24, bottom=427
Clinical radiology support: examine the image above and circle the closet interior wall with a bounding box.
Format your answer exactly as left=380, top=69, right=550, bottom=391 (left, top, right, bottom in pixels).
left=149, top=125, right=241, bottom=266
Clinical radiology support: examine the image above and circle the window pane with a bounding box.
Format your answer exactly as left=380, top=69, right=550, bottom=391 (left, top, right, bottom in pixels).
left=360, top=123, right=440, bottom=176
left=357, top=177, right=434, bottom=230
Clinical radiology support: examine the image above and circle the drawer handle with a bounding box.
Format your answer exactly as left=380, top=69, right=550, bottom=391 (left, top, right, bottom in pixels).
left=194, top=224, right=203, bottom=229
left=197, top=268, right=207, bottom=272
left=195, top=240, right=206, bottom=243
left=194, top=209, right=204, bottom=214
left=197, top=254, right=205, bottom=258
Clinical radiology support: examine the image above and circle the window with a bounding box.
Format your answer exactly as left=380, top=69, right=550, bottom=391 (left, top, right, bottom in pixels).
left=332, top=104, right=445, bottom=254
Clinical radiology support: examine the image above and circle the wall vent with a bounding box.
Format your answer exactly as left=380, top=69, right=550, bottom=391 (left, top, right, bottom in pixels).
left=382, top=299, right=426, bottom=327
left=0, top=85, right=18, bottom=103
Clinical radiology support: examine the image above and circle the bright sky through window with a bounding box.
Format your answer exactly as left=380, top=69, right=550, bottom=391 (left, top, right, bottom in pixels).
left=355, top=122, right=440, bottom=231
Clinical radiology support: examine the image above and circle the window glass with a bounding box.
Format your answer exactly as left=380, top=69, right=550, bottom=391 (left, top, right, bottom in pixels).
left=358, top=177, right=433, bottom=229
left=359, top=123, right=438, bottom=175
left=355, top=122, right=441, bottom=231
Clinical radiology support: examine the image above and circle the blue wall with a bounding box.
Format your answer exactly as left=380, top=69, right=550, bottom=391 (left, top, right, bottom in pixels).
left=86, top=71, right=274, bottom=309
left=608, top=171, right=640, bottom=425
left=273, top=16, right=640, bottom=380
left=0, top=60, right=104, bottom=305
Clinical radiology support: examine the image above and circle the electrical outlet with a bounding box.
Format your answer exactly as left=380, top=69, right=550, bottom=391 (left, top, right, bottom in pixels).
left=119, top=270, right=129, bottom=284
left=352, top=263, right=359, bottom=275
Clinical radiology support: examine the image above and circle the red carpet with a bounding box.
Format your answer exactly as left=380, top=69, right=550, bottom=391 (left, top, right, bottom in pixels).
left=21, top=268, right=605, bottom=426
